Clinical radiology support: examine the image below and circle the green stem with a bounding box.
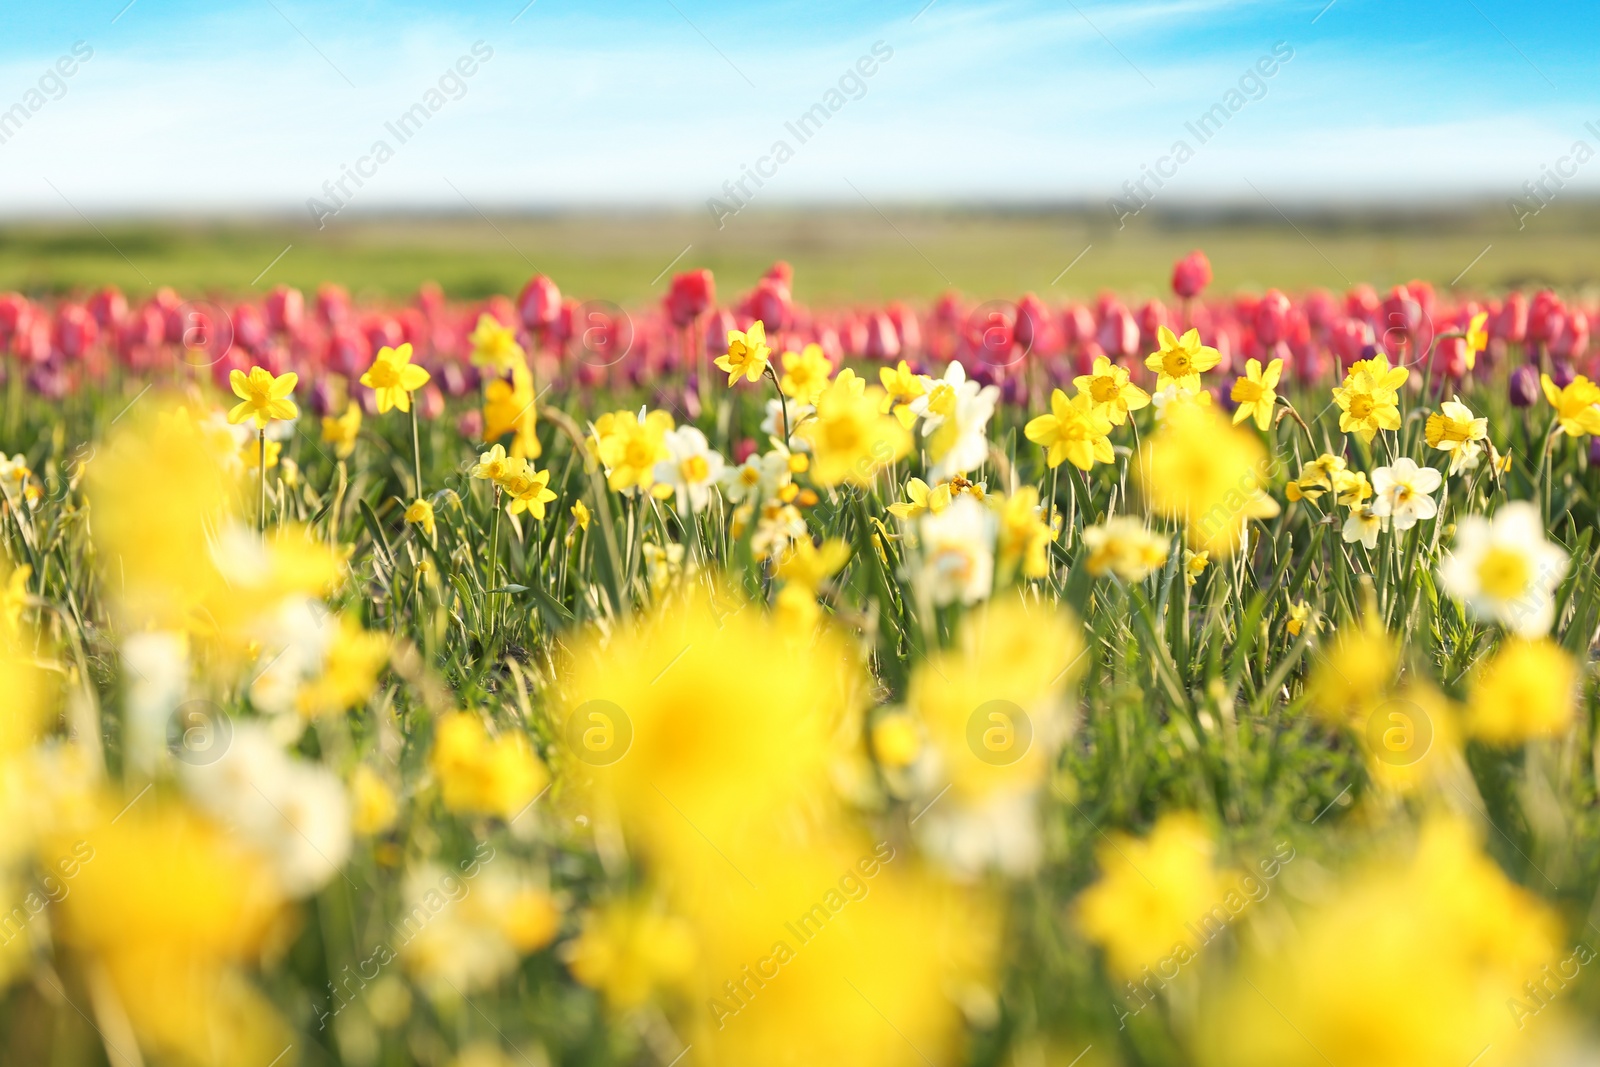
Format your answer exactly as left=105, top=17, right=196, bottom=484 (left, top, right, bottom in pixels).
left=765, top=365, right=791, bottom=448
left=258, top=428, right=267, bottom=538
left=487, top=485, right=503, bottom=639
left=409, top=403, right=424, bottom=500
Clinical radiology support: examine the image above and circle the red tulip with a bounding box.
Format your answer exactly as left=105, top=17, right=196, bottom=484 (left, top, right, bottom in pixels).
left=1171, top=250, right=1212, bottom=299
left=416, top=281, right=445, bottom=320
left=517, top=274, right=562, bottom=331
left=704, top=309, right=736, bottom=359
left=1135, top=299, right=1169, bottom=352
left=665, top=269, right=715, bottom=328
left=1528, top=290, right=1561, bottom=345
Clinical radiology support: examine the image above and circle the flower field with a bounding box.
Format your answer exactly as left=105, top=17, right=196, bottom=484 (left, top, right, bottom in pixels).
left=4, top=252, right=1600, bottom=1067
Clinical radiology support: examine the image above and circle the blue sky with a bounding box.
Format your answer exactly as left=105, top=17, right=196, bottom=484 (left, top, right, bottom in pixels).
left=0, top=0, right=1596, bottom=215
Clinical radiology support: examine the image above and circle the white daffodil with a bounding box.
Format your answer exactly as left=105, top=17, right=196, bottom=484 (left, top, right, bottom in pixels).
left=760, top=398, right=813, bottom=452
left=719, top=448, right=791, bottom=506
left=1148, top=382, right=1215, bottom=422
left=1439, top=501, right=1568, bottom=637
left=915, top=494, right=996, bottom=607
left=925, top=372, right=1000, bottom=483
left=1342, top=504, right=1386, bottom=549
left=182, top=723, right=351, bottom=896
left=751, top=500, right=807, bottom=562
left=653, top=426, right=724, bottom=512
left=1371, top=457, right=1442, bottom=530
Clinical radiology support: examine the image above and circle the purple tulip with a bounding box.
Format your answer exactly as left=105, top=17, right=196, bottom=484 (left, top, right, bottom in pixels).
left=1509, top=364, right=1539, bottom=407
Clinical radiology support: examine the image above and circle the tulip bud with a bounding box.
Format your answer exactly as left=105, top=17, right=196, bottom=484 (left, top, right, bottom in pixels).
left=1509, top=364, right=1540, bottom=407
left=265, top=285, right=305, bottom=333
left=316, top=283, right=351, bottom=328
left=54, top=304, right=98, bottom=360
left=864, top=311, right=901, bottom=361
left=1551, top=359, right=1576, bottom=388
left=88, top=287, right=128, bottom=330
left=1097, top=304, right=1139, bottom=357
left=233, top=304, right=268, bottom=353
left=750, top=278, right=792, bottom=333
left=416, top=281, right=445, bottom=319
left=518, top=275, right=562, bottom=332
left=1254, top=290, right=1291, bottom=347
left=456, top=409, right=484, bottom=442
left=1492, top=292, right=1528, bottom=343
left=704, top=309, right=736, bottom=359
left=665, top=269, right=715, bottom=328
left=1171, top=250, right=1212, bottom=299
left=886, top=301, right=921, bottom=355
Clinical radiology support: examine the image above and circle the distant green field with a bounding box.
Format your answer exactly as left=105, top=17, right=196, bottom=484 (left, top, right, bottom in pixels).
left=3, top=200, right=1597, bottom=306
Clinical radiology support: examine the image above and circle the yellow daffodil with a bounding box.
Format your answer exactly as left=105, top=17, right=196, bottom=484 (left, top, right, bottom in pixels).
left=471, top=443, right=513, bottom=486
left=1073, top=355, right=1151, bottom=425
left=1024, top=388, right=1114, bottom=471
left=887, top=477, right=953, bottom=520
left=1332, top=351, right=1407, bottom=444
left=871, top=711, right=922, bottom=769
left=715, top=320, right=771, bottom=385
left=320, top=401, right=362, bottom=459
left=1464, top=311, right=1489, bottom=366
left=484, top=361, right=541, bottom=459
left=1082, top=516, right=1170, bottom=582
left=995, top=487, right=1055, bottom=579
left=1140, top=404, right=1279, bottom=557
left=1424, top=397, right=1489, bottom=473
left=592, top=409, right=674, bottom=493
left=1144, top=326, right=1221, bottom=392
left=242, top=437, right=281, bottom=470
left=778, top=343, right=833, bottom=404
left=1286, top=599, right=1314, bottom=636
left=1466, top=637, right=1576, bottom=744
left=2, top=563, right=29, bottom=636
left=469, top=313, right=527, bottom=372
left=350, top=765, right=398, bottom=835
left=774, top=537, right=850, bottom=594
left=878, top=360, right=928, bottom=427
left=227, top=366, right=299, bottom=428
left=296, top=614, right=389, bottom=718
left=564, top=901, right=696, bottom=1010
left=360, top=343, right=431, bottom=414
left=1540, top=373, right=1600, bottom=437
left=1285, top=453, right=1348, bottom=502
left=503, top=460, right=558, bottom=519
left=1075, top=813, right=1221, bottom=978
left=404, top=498, right=436, bottom=537
left=1183, top=548, right=1210, bottom=585
left=795, top=378, right=911, bottom=487
left=1229, top=357, right=1283, bottom=431
left=571, top=499, right=592, bottom=531
left=430, top=712, right=549, bottom=820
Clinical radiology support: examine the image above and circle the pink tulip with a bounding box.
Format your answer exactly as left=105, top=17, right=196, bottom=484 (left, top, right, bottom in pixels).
left=266, top=285, right=305, bottom=333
